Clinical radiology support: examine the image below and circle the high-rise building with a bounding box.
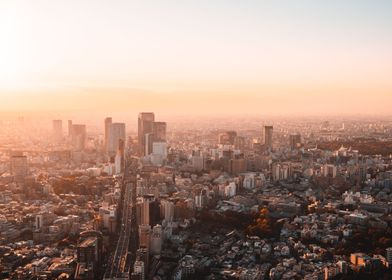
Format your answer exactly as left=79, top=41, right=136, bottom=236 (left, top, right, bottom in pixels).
left=150, top=141, right=167, bottom=166
left=107, top=122, right=126, bottom=157
left=289, top=134, right=301, bottom=150
left=138, top=113, right=167, bottom=156
left=138, top=112, right=155, bottom=156
left=115, top=139, right=125, bottom=174
left=52, top=120, right=63, bottom=141
left=142, top=197, right=150, bottom=226
left=153, top=121, right=167, bottom=142
left=264, top=125, right=273, bottom=150
left=229, top=158, right=246, bottom=175
left=150, top=224, right=162, bottom=256
left=144, top=133, right=154, bottom=156
left=68, top=120, right=73, bottom=137
left=138, top=224, right=151, bottom=250
left=133, top=260, right=145, bottom=280
left=71, top=124, right=87, bottom=151
left=10, top=151, right=28, bottom=183
left=104, top=117, right=112, bottom=152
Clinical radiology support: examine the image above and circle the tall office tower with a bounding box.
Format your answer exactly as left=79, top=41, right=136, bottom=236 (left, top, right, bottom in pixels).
left=289, top=134, right=301, bottom=150
left=114, top=139, right=125, bottom=174
left=153, top=121, right=167, bottom=141
left=107, top=122, right=126, bottom=157
left=264, top=125, right=273, bottom=150
left=71, top=124, right=87, bottom=151
left=68, top=120, right=73, bottom=137
left=142, top=198, right=150, bottom=226
left=150, top=224, right=163, bottom=256
left=118, top=138, right=125, bottom=157
left=133, top=260, right=145, bottom=280
left=52, top=120, right=63, bottom=141
left=144, top=133, right=154, bottom=156
left=104, top=117, right=112, bottom=152
left=138, top=112, right=155, bottom=156
left=10, top=151, right=28, bottom=183
left=138, top=224, right=151, bottom=250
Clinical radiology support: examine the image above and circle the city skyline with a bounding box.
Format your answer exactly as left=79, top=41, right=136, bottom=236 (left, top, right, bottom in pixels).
left=1, top=1, right=392, bottom=279
left=1, top=0, right=392, bottom=115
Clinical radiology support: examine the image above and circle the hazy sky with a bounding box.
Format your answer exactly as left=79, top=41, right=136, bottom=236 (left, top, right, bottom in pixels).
left=0, top=0, right=391, bottom=115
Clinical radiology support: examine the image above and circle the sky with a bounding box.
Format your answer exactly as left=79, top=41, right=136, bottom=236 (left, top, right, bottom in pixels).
left=0, top=0, right=391, bottom=115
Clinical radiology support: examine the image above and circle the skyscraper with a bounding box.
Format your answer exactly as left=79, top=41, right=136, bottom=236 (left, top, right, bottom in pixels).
left=153, top=121, right=167, bottom=142
left=68, top=120, right=73, bottom=137
left=52, top=120, right=62, bottom=141
left=71, top=124, right=87, bottom=151
left=218, top=131, right=237, bottom=145
left=264, top=125, right=273, bottom=150
left=10, top=151, right=28, bottom=183
left=138, top=112, right=155, bottom=156
left=104, top=117, right=112, bottom=153
left=107, top=122, right=126, bottom=157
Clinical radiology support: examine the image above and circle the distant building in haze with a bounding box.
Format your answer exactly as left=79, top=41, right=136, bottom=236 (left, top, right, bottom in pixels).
left=138, top=113, right=155, bottom=156
left=52, top=120, right=62, bottom=141
left=107, top=122, right=126, bottom=157
left=264, top=125, right=273, bottom=150
left=138, top=113, right=167, bottom=157
left=104, top=117, right=112, bottom=153
left=71, top=124, right=87, bottom=151
left=10, top=151, right=28, bottom=183
left=68, top=120, right=73, bottom=137
left=153, top=121, right=167, bottom=142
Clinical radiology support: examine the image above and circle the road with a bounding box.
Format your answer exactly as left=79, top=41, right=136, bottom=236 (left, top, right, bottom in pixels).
left=103, top=157, right=138, bottom=280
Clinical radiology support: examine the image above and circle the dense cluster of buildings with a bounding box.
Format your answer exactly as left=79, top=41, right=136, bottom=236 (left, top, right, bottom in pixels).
left=0, top=115, right=392, bottom=279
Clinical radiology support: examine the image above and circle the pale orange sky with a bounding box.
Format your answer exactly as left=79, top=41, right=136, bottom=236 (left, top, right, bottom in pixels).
left=1, top=1, right=392, bottom=115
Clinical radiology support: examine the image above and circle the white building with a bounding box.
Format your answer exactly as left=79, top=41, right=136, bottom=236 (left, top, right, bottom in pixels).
left=225, top=182, right=236, bottom=198
left=150, top=224, right=163, bottom=256
left=114, top=153, right=122, bottom=174
left=243, top=173, right=255, bottom=189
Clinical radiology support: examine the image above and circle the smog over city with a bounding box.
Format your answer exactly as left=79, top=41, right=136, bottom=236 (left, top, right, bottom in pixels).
left=1, top=1, right=392, bottom=280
